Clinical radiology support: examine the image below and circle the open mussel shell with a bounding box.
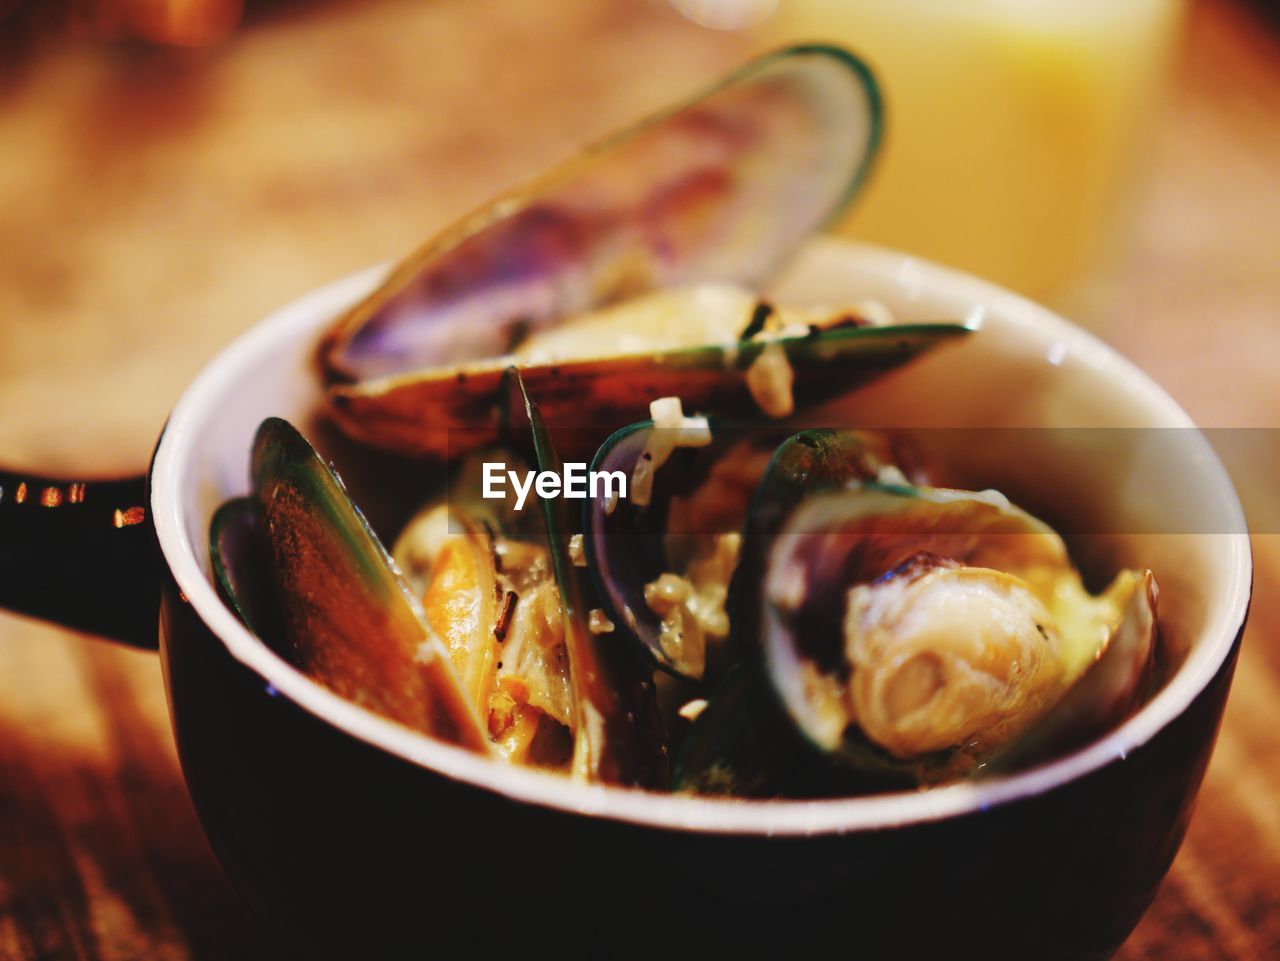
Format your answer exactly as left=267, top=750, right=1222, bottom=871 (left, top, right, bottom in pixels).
left=210, top=496, right=281, bottom=643
left=318, top=45, right=955, bottom=458
left=761, top=485, right=1067, bottom=758
left=584, top=420, right=782, bottom=680
left=758, top=484, right=1159, bottom=781
left=729, top=429, right=901, bottom=626
left=987, top=570, right=1158, bottom=775
left=323, top=44, right=881, bottom=385
left=239, top=417, right=490, bottom=752
left=742, top=429, right=902, bottom=533
left=670, top=429, right=905, bottom=795
left=330, top=315, right=970, bottom=458
left=513, top=374, right=669, bottom=787
left=585, top=425, right=896, bottom=681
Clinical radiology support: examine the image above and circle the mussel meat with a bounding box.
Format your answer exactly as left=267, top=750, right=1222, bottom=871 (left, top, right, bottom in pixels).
left=758, top=484, right=1158, bottom=783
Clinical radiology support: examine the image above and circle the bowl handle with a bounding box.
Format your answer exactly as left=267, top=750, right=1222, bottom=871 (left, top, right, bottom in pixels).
left=0, top=469, right=160, bottom=648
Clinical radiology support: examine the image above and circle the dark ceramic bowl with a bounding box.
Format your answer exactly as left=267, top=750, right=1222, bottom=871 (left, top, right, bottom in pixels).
left=3, top=240, right=1251, bottom=960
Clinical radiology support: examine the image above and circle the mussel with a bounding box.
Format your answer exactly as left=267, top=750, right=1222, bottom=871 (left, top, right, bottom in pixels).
left=513, top=375, right=669, bottom=785
left=584, top=412, right=775, bottom=681
left=211, top=418, right=490, bottom=752
left=761, top=483, right=1157, bottom=784
left=584, top=422, right=903, bottom=681
left=314, top=45, right=970, bottom=459
left=215, top=398, right=668, bottom=786
left=671, top=443, right=1158, bottom=795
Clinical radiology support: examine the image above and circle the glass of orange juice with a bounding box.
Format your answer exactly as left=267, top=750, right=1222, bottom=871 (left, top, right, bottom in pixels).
left=673, top=0, right=1185, bottom=300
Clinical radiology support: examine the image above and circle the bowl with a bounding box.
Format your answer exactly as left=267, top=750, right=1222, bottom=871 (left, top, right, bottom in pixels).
left=149, top=238, right=1249, bottom=959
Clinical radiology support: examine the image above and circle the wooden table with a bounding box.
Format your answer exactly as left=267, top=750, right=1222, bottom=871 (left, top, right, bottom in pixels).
left=1, top=1, right=1277, bottom=956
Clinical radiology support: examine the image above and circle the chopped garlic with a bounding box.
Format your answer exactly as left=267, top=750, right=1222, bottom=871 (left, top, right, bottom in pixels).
left=644, top=572, right=690, bottom=610
left=767, top=299, right=895, bottom=332
left=631, top=396, right=713, bottom=507
left=587, top=608, right=616, bottom=634
left=745, top=342, right=795, bottom=418
left=512, top=284, right=758, bottom=362
left=775, top=322, right=814, bottom=339
left=568, top=533, right=587, bottom=567
left=876, top=464, right=910, bottom=486
left=853, top=299, right=895, bottom=327
left=766, top=557, right=808, bottom=612
left=641, top=533, right=740, bottom=680
left=678, top=698, right=709, bottom=722
left=651, top=396, right=712, bottom=446
left=649, top=396, right=684, bottom=426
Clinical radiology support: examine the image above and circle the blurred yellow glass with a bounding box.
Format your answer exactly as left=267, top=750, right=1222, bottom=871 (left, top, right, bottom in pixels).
left=696, top=0, right=1184, bottom=299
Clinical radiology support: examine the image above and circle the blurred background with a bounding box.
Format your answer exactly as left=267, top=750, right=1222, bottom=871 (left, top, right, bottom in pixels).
left=1, top=1, right=1278, bottom=958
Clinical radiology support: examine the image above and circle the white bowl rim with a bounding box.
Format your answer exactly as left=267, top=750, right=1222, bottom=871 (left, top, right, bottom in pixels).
left=150, top=239, right=1251, bottom=836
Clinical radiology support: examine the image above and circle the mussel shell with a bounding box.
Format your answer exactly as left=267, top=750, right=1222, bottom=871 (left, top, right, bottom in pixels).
left=986, top=570, right=1159, bottom=774
left=728, top=429, right=899, bottom=634
left=742, top=429, right=901, bottom=536
left=513, top=374, right=669, bottom=788
left=584, top=420, right=787, bottom=679
left=209, top=496, right=282, bottom=646
left=760, top=483, right=1161, bottom=780
left=244, top=417, right=490, bottom=752
left=671, top=430, right=903, bottom=793
left=321, top=45, right=882, bottom=386
left=328, top=319, right=968, bottom=459
left=671, top=660, right=806, bottom=797
left=761, top=485, right=1069, bottom=759
left=585, top=425, right=896, bottom=680
left=672, top=660, right=917, bottom=798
